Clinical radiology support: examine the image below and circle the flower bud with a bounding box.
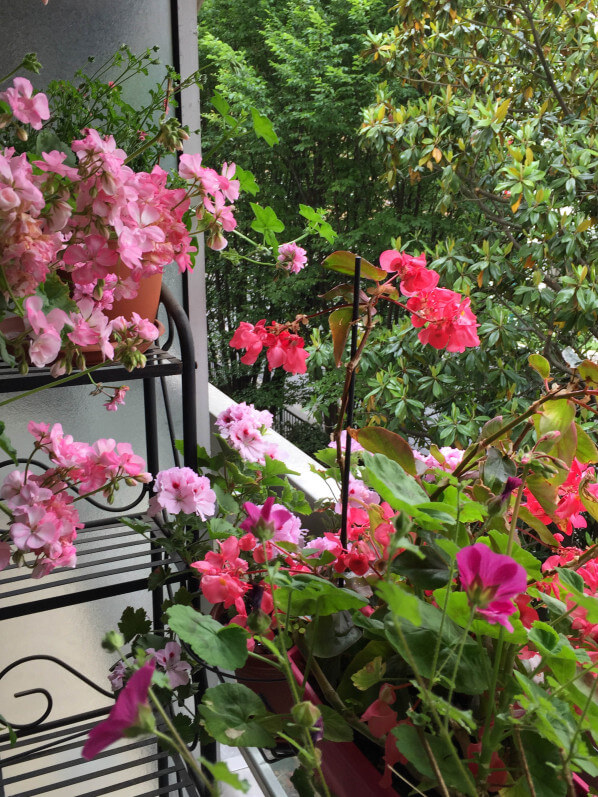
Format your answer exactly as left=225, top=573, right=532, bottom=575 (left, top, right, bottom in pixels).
left=292, top=701, right=321, bottom=728
left=246, top=609, right=271, bottom=634
left=16, top=127, right=28, bottom=142
left=102, top=630, right=125, bottom=652
left=22, top=53, right=42, bottom=74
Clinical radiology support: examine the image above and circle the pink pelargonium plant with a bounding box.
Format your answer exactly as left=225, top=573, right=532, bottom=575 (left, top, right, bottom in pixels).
left=153, top=467, right=216, bottom=519
left=456, top=543, right=527, bottom=631
left=82, top=662, right=155, bottom=759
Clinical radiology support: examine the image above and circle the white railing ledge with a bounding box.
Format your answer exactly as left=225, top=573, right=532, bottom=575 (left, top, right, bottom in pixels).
left=207, top=384, right=338, bottom=522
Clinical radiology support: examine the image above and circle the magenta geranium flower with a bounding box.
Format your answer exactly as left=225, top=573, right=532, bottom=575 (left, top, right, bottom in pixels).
left=82, top=662, right=155, bottom=759
left=456, top=543, right=527, bottom=632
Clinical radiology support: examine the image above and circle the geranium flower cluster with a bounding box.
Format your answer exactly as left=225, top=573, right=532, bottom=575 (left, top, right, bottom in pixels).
left=179, top=154, right=239, bottom=251
left=524, top=457, right=598, bottom=537
left=0, top=77, right=239, bottom=375
left=0, top=421, right=149, bottom=578
left=229, top=319, right=309, bottom=375
left=152, top=466, right=216, bottom=519
left=380, top=249, right=480, bottom=353
left=277, top=242, right=307, bottom=274
left=215, top=402, right=281, bottom=464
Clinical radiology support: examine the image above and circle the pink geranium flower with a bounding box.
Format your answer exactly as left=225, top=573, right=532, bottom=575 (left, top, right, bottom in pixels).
left=146, top=641, right=191, bottom=688
left=82, top=662, right=155, bottom=759
left=277, top=242, right=308, bottom=274
left=456, top=543, right=527, bottom=632
left=0, top=77, right=50, bottom=130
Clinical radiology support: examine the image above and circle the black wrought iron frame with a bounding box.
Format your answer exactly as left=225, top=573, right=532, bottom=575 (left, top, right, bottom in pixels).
left=0, top=285, right=205, bottom=797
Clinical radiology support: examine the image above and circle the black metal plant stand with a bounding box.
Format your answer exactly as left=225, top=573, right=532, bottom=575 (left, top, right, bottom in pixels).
left=0, top=286, right=205, bottom=797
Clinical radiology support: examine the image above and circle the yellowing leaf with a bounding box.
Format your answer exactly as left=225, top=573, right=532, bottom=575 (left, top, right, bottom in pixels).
left=329, top=307, right=353, bottom=367
left=432, top=147, right=442, bottom=163
left=523, top=86, right=533, bottom=100
left=495, top=98, right=511, bottom=123
left=477, top=270, right=484, bottom=288
left=511, top=195, right=522, bottom=214
left=525, top=147, right=534, bottom=166
left=538, top=99, right=549, bottom=117
left=576, top=218, right=595, bottom=233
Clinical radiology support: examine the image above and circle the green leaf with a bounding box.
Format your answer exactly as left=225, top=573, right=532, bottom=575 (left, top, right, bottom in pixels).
left=351, top=656, right=386, bottom=691
left=118, top=607, right=151, bottom=643
left=35, top=130, right=75, bottom=165
left=578, top=359, right=598, bottom=386
left=517, top=506, right=559, bottom=546
left=0, top=714, right=17, bottom=746
left=478, top=530, right=542, bottom=580
left=235, top=166, right=259, bottom=196
left=167, top=605, right=249, bottom=669
left=211, top=91, right=231, bottom=116
left=250, top=203, right=285, bottom=236
left=200, top=759, right=250, bottom=793
left=482, top=447, right=516, bottom=490
left=250, top=108, right=279, bottom=146
left=304, top=610, right=362, bottom=657
left=37, top=274, right=77, bottom=314
left=0, top=422, right=18, bottom=465
left=518, top=732, right=568, bottom=797
left=376, top=580, right=421, bottom=625
left=0, top=334, right=16, bottom=369
left=328, top=306, right=353, bottom=367
left=528, top=354, right=550, bottom=379
left=575, top=424, right=598, bottom=463
left=321, top=251, right=387, bottom=281
left=199, top=683, right=277, bottom=747
left=350, top=427, right=416, bottom=475
left=273, top=573, right=367, bottom=616
left=385, top=600, right=490, bottom=694
left=363, top=453, right=428, bottom=513
left=393, top=725, right=474, bottom=793
left=320, top=705, right=354, bottom=742
left=392, top=546, right=451, bottom=589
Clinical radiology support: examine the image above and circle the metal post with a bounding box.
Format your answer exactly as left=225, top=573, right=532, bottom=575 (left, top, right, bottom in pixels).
left=340, top=254, right=361, bottom=549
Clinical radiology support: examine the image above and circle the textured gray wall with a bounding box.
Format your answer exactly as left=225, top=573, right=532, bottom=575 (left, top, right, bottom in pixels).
left=0, top=0, right=173, bottom=91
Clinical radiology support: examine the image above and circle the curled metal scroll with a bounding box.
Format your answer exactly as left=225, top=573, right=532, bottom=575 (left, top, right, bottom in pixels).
left=0, top=654, right=113, bottom=730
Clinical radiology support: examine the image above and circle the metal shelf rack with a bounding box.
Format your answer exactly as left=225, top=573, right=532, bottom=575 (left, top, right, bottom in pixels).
left=0, top=285, right=204, bottom=797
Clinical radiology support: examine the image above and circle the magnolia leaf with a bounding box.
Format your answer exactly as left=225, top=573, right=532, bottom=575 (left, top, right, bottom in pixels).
left=526, top=475, right=558, bottom=516
left=166, top=605, right=248, bottom=669
left=328, top=306, right=353, bottom=367
left=575, top=424, right=598, bottom=463
left=529, top=354, right=550, bottom=380
left=321, top=250, right=386, bottom=281
left=495, top=97, right=511, bottom=123
left=517, top=506, right=559, bottom=546
left=199, top=683, right=277, bottom=747
left=578, top=359, right=598, bottom=386
left=349, top=426, right=416, bottom=475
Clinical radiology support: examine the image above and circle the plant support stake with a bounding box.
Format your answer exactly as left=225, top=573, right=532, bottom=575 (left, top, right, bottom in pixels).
left=340, top=254, right=361, bottom=549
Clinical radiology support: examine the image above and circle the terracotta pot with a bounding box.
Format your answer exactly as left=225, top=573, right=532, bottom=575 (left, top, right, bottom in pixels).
left=235, top=650, right=294, bottom=716
left=287, top=646, right=398, bottom=797
left=106, top=270, right=163, bottom=323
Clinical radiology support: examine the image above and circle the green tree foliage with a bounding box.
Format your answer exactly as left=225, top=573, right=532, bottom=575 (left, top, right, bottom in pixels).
left=353, top=0, right=598, bottom=445
left=198, top=0, right=458, bottom=413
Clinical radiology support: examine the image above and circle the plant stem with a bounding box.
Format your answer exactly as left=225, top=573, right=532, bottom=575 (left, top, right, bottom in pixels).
left=443, top=608, right=475, bottom=733
left=507, top=464, right=528, bottom=556
left=148, top=687, right=217, bottom=797
left=418, top=728, right=451, bottom=797
left=513, top=726, right=537, bottom=797
left=0, top=361, right=109, bottom=408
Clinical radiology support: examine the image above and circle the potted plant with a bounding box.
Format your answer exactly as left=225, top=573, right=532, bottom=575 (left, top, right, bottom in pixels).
left=83, top=242, right=598, bottom=795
